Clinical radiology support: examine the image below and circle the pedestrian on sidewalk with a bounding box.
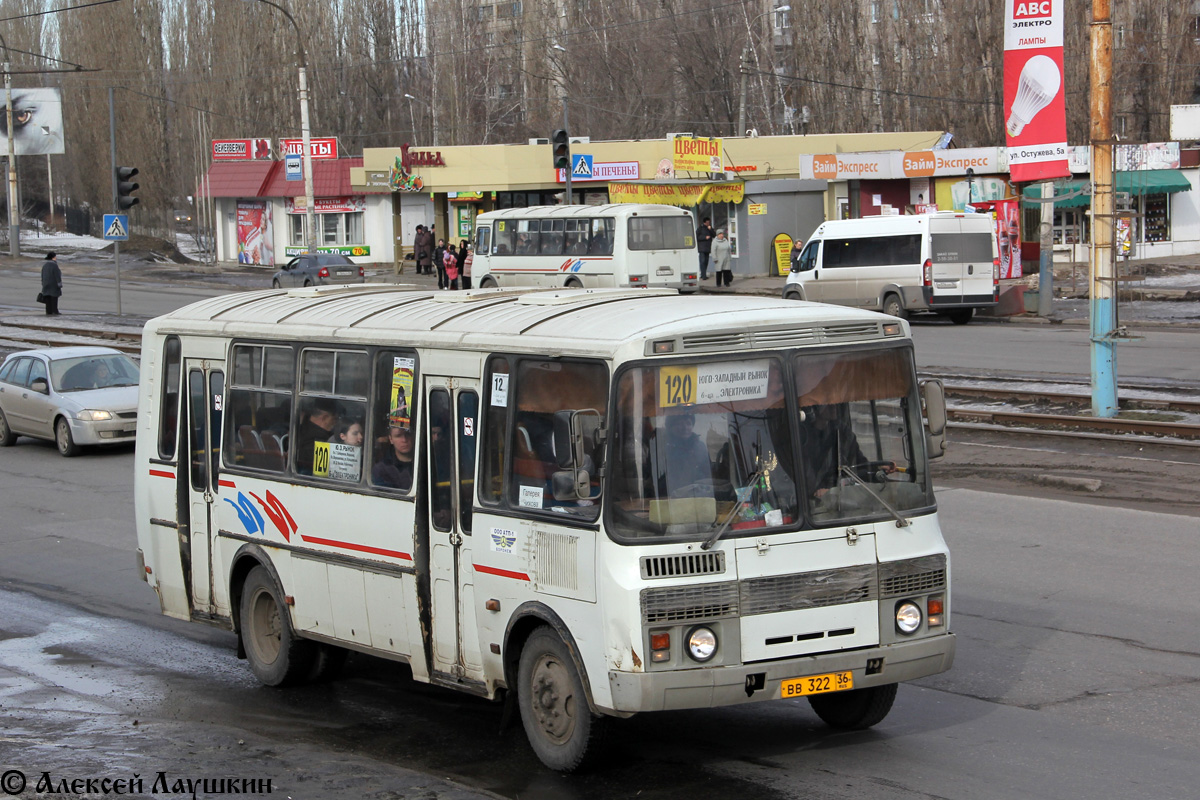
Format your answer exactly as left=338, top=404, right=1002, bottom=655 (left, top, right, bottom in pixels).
left=711, top=230, right=732, bottom=287
left=696, top=217, right=716, bottom=280
left=414, top=225, right=433, bottom=275
left=434, top=238, right=448, bottom=289
left=458, top=239, right=472, bottom=290
left=40, top=251, right=62, bottom=315
left=443, top=243, right=460, bottom=290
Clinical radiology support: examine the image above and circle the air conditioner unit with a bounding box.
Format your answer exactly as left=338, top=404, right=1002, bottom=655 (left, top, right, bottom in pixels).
left=569, top=136, right=590, bottom=144
left=528, top=138, right=549, bottom=145
left=666, top=132, right=696, bottom=139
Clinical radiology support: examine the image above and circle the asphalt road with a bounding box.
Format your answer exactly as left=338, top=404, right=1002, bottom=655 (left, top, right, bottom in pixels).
left=0, top=441, right=1197, bottom=799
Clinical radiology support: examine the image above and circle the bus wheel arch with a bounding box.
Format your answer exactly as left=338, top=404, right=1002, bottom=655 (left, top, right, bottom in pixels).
left=564, top=276, right=584, bottom=289
left=783, top=287, right=805, bottom=302
left=479, top=276, right=498, bottom=289
left=882, top=291, right=908, bottom=320
left=239, top=562, right=315, bottom=687
left=503, top=603, right=598, bottom=716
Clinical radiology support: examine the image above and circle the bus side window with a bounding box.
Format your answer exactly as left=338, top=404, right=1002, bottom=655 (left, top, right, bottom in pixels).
left=480, top=357, right=510, bottom=505
left=589, top=218, right=614, bottom=255
left=158, top=336, right=182, bottom=460
left=369, top=351, right=418, bottom=493
left=225, top=344, right=294, bottom=473
left=502, top=358, right=608, bottom=518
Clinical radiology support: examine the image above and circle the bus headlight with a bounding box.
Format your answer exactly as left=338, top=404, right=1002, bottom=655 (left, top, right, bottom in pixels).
left=686, top=626, right=717, bottom=662
left=895, top=601, right=922, bottom=634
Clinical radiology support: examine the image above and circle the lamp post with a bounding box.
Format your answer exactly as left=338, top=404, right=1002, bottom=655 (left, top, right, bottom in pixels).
left=737, top=5, right=790, bottom=137
left=0, top=34, right=19, bottom=256
left=403, top=93, right=417, bottom=142
left=243, top=0, right=316, bottom=254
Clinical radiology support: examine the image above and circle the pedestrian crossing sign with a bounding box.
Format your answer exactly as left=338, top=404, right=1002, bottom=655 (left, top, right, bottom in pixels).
left=103, top=214, right=129, bottom=241
left=572, top=154, right=593, bottom=178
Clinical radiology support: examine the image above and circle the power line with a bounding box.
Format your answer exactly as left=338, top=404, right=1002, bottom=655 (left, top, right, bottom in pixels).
left=0, top=0, right=125, bottom=23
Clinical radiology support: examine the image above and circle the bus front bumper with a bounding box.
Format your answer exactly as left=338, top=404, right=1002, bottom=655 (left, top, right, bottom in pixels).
left=603, top=633, right=955, bottom=714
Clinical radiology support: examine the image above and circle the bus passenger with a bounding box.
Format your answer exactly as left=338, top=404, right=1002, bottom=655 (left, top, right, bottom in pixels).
left=330, top=418, right=364, bottom=446
left=295, top=398, right=337, bottom=474
left=372, top=425, right=415, bottom=491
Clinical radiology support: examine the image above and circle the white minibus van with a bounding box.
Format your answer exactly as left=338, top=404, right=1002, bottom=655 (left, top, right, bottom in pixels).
left=783, top=212, right=999, bottom=324
left=134, top=284, right=954, bottom=771
left=471, top=204, right=698, bottom=291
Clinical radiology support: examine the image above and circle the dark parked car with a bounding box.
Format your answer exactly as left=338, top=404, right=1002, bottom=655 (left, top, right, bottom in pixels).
left=271, top=254, right=364, bottom=288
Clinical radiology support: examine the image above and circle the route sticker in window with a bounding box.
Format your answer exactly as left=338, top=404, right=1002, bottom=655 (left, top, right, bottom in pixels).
left=391, top=357, right=414, bottom=427
left=519, top=485, right=542, bottom=508
left=491, top=373, right=509, bottom=407
left=313, top=441, right=331, bottom=477
left=327, top=442, right=362, bottom=481
left=498, top=221, right=506, bottom=231
left=660, top=359, right=771, bottom=408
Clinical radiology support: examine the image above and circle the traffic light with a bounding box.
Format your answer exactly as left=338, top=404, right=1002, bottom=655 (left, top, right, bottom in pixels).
left=552, top=129, right=570, bottom=171
left=115, top=166, right=139, bottom=210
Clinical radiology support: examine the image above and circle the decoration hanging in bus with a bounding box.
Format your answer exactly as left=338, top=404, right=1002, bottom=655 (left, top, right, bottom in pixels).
left=390, top=357, right=415, bottom=428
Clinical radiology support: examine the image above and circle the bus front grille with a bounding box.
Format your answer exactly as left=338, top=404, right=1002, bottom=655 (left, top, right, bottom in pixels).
left=641, top=582, right=738, bottom=623
left=879, top=554, right=947, bottom=598
left=739, top=564, right=878, bottom=616
left=640, top=552, right=726, bottom=579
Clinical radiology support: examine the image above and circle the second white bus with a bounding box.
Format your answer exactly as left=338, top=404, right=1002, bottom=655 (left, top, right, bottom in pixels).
left=471, top=204, right=699, bottom=292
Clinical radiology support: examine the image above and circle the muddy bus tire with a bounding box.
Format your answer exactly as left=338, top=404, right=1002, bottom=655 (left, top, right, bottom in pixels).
left=240, top=565, right=314, bottom=687
left=517, top=626, right=602, bottom=772
left=808, top=683, right=898, bottom=730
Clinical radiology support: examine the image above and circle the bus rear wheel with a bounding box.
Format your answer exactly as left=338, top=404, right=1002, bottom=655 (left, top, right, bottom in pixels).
left=479, top=276, right=498, bottom=289
left=518, top=626, right=601, bottom=772
left=564, top=277, right=583, bottom=289
left=808, top=683, right=897, bottom=730
left=240, top=565, right=314, bottom=687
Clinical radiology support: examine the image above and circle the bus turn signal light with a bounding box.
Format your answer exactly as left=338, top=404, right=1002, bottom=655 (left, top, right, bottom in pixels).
left=651, top=632, right=671, bottom=662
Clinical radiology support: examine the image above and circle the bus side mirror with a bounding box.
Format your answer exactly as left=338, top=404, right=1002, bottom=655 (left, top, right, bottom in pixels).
left=920, top=379, right=948, bottom=460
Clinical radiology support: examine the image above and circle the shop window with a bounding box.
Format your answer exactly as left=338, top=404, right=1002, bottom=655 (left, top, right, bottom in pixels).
left=290, top=215, right=305, bottom=246
left=1142, top=194, right=1169, bottom=243
left=345, top=212, right=364, bottom=244
left=322, top=214, right=340, bottom=245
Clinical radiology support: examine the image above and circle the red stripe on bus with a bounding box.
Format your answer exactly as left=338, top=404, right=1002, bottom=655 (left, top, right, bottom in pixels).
left=300, top=535, right=412, bottom=561
left=218, top=480, right=237, bottom=489
left=474, top=564, right=531, bottom=582
left=149, top=469, right=175, bottom=479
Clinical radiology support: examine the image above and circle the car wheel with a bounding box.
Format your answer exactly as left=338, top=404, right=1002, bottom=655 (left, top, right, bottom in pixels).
left=303, top=279, right=312, bottom=288
left=883, top=293, right=908, bottom=320
left=808, top=683, right=898, bottom=730
left=240, top=565, right=315, bottom=687
left=0, top=408, right=17, bottom=446
left=272, top=279, right=281, bottom=289
left=55, top=416, right=79, bottom=457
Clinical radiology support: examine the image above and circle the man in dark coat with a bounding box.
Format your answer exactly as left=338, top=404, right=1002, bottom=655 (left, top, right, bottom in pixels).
left=696, top=218, right=716, bottom=280
left=40, top=252, right=62, bottom=315
left=414, top=225, right=434, bottom=275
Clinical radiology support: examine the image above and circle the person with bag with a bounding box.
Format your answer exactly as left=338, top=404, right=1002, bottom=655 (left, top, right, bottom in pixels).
left=443, top=243, right=459, bottom=290
left=711, top=229, right=733, bottom=287
left=40, top=252, right=62, bottom=315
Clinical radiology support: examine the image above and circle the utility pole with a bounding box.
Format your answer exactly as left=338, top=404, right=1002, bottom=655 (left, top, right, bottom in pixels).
left=1089, top=0, right=1117, bottom=417
left=737, top=44, right=750, bottom=136
left=2, top=45, right=19, bottom=257
left=1037, top=183, right=1054, bottom=316
left=109, top=88, right=122, bottom=316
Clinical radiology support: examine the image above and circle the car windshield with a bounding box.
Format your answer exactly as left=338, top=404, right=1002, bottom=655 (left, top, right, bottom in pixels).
left=608, top=346, right=930, bottom=542
left=50, top=353, right=140, bottom=392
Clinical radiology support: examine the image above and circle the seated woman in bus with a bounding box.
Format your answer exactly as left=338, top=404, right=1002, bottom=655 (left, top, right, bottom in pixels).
left=329, top=418, right=364, bottom=447
left=295, top=397, right=338, bottom=474
left=565, top=233, right=588, bottom=255
left=371, top=425, right=415, bottom=491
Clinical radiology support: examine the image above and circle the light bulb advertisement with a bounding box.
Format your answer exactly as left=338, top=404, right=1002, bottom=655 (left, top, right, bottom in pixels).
left=1003, top=0, right=1070, bottom=182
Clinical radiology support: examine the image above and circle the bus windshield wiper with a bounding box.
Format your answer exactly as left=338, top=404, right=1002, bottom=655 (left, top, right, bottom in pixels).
left=701, top=470, right=763, bottom=551
left=839, top=465, right=909, bottom=528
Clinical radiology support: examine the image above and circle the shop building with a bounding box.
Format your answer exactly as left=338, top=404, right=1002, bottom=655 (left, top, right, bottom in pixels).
left=200, top=156, right=391, bottom=267
left=355, top=131, right=945, bottom=276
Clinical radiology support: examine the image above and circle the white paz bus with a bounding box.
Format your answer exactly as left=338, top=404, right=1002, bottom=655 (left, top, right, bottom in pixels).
left=134, top=284, right=955, bottom=771
left=471, top=204, right=699, bottom=292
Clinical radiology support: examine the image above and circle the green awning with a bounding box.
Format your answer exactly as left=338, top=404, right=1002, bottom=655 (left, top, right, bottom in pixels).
left=1114, top=169, right=1192, bottom=194
left=1021, top=179, right=1090, bottom=208
left=1021, top=170, right=1191, bottom=208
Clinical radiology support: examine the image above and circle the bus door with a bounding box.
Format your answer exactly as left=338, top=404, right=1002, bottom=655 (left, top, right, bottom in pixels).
left=184, top=360, right=224, bottom=616
left=424, top=377, right=484, bottom=683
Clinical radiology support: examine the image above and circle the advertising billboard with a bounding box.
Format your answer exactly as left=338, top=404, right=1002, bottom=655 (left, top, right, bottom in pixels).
left=279, top=138, right=339, bottom=159
left=1003, top=0, right=1070, bottom=181
left=1, top=88, right=65, bottom=155
left=212, top=138, right=272, bottom=160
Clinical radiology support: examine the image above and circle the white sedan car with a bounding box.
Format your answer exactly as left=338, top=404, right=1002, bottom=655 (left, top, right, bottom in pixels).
left=0, top=346, right=140, bottom=456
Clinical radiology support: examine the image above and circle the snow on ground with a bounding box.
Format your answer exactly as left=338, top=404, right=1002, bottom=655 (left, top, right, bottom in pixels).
left=19, top=228, right=111, bottom=252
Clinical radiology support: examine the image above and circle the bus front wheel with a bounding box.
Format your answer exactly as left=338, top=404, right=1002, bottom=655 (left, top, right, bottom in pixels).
left=517, top=626, right=601, bottom=771
left=808, top=683, right=897, bottom=730
left=240, top=565, right=314, bottom=687
left=480, top=276, right=498, bottom=289
left=564, top=277, right=583, bottom=289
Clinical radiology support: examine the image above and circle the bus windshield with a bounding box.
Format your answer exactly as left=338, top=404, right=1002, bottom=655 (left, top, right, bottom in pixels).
left=609, top=347, right=929, bottom=541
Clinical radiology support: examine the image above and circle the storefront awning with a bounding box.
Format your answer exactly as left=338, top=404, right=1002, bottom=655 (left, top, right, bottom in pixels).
left=1021, top=170, right=1191, bottom=209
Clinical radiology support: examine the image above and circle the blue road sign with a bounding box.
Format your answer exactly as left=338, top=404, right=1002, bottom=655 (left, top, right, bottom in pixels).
left=285, top=153, right=303, bottom=181
left=103, top=214, right=129, bottom=241
left=571, top=154, right=593, bottom=178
